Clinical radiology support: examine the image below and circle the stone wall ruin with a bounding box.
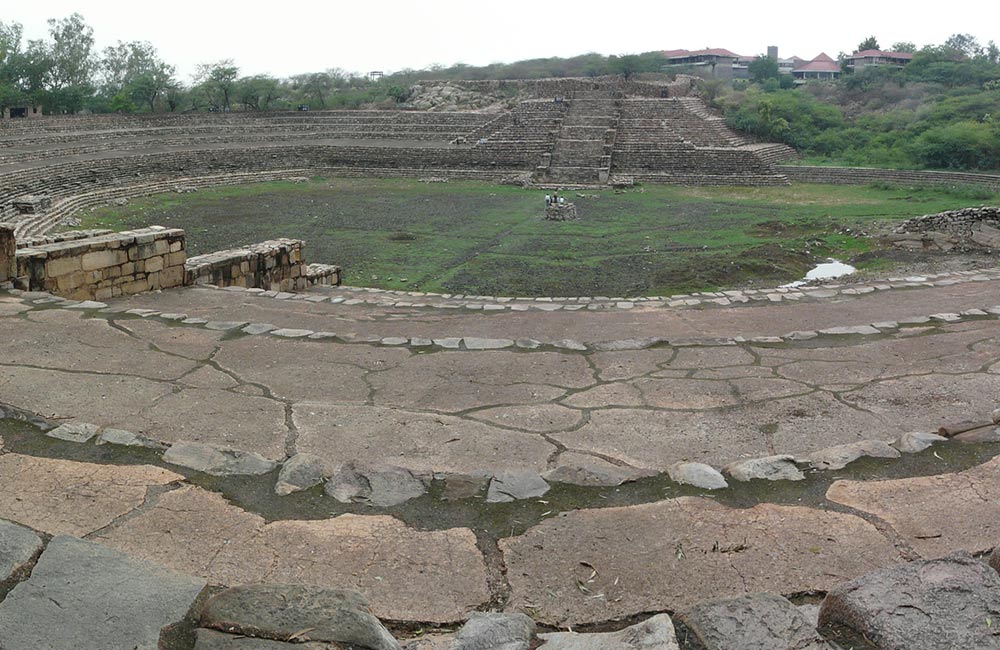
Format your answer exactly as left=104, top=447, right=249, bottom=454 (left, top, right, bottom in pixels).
left=885, top=206, right=1000, bottom=252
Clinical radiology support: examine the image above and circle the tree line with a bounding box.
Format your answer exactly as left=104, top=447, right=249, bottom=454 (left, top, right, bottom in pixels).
left=0, top=14, right=670, bottom=115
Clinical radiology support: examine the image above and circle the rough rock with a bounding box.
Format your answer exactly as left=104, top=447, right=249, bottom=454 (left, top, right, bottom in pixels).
left=164, top=441, right=278, bottom=476
left=486, top=471, right=550, bottom=502
left=439, top=473, right=490, bottom=500
left=452, top=612, right=535, bottom=650
left=722, top=455, right=804, bottom=482
left=0, top=535, right=205, bottom=650
left=677, top=593, right=829, bottom=650
left=543, top=458, right=653, bottom=487
left=97, top=427, right=167, bottom=449
left=324, top=465, right=428, bottom=507
left=819, top=551, right=1000, bottom=650
left=201, top=584, right=400, bottom=650
left=891, top=431, right=947, bottom=453
left=275, top=453, right=335, bottom=495
left=808, top=440, right=900, bottom=470
left=668, top=462, right=728, bottom=490
left=45, top=421, right=99, bottom=443
left=0, top=520, right=42, bottom=582
left=538, top=613, right=679, bottom=649
left=993, top=408, right=1000, bottom=425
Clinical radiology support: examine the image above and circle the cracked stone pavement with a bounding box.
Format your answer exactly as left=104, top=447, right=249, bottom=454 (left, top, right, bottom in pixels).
left=2, top=275, right=1000, bottom=628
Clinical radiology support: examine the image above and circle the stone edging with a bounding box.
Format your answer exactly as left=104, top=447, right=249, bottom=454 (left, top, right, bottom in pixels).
left=213, top=266, right=1000, bottom=312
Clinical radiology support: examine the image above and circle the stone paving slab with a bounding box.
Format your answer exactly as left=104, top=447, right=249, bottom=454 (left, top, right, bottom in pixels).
left=95, top=485, right=490, bottom=623
left=0, top=453, right=182, bottom=536
left=501, top=497, right=899, bottom=626
left=293, top=403, right=555, bottom=474
left=0, top=519, right=42, bottom=583
left=0, top=535, right=206, bottom=650
left=826, top=454, right=1000, bottom=558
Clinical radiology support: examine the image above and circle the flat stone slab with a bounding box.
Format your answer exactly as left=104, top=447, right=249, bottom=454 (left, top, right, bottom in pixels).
left=538, top=613, right=678, bottom=649
left=325, top=465, right=429, bottom=507
left=96, top=485, right=489, bottom=623
left=891, top=430, right=947, bottom=453
left=0, top=454, right=182, bottom=536
left=164, top=441, right=278, bottom=476
left=0, top=535, right=205, bottom=650
left=677, top=593, right=829, bottom=650
left=201, top=584, right=400, bottom=650
left=819, top=551, right=1000, bottom=650
left=0, top=519, right=42, bottom=583
left=501, top=497, right=898, bottom=626
left=826, top=454, right=1000, bottom=558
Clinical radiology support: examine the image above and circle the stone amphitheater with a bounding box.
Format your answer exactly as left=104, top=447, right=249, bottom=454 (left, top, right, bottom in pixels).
left=3, top=77, right=1000, bottom=649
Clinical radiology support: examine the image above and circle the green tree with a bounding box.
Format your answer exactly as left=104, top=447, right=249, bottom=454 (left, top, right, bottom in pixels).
left=857, top=36, right=880, bottom=52
left=748, top=55, right=780, bottom=83
left=890, top=41, right=917, bottom=53
left=193, top=60, right=239, bottom=110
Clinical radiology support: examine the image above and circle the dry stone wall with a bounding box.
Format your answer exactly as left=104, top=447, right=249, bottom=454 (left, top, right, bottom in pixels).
left=185, top=239, right=340, bottom=291
left=783, top=165, right=1000, bottom=191
left=884, top=206, right=1000, bottom=252
left=14, top=226, right=186, bottom=300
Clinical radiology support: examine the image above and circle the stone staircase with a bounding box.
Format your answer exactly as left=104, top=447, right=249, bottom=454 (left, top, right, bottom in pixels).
left=538, top=96, right=619, bottom=185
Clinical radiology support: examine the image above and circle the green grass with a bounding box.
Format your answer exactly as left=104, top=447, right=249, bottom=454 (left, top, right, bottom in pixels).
left=77, top=178, right=1000, bottom=296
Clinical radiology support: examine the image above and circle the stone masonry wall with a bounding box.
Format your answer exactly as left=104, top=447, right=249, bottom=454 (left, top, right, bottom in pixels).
left=782, top=165, right=1000, bottom=191
left=184, top=239, right=340, bottom=291
left=883, top=206, right=1000, bottom=252
left=14, top=226, right=186, bottom=300
left=0, top=224, right=14, bottom=282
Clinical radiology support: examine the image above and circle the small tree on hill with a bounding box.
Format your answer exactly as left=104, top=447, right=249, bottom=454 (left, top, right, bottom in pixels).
left=857, top=36, right=880, bottom=52
left=748, top=56, right=780, bottom=83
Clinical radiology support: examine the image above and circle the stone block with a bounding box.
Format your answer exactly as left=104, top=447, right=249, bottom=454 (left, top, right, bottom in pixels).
left=45, top=255, right=81, bottom=277
left=167, top=251, right=186, bottom=267
left=145, top=255, right=164, bottom=273
left=81, top=249, right=126, bottom=271
left=169, top=241, right=183, bottom=253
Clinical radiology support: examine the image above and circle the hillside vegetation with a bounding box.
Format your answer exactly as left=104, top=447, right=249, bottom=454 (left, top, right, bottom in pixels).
left=719, top=36, right=1000, bottom=171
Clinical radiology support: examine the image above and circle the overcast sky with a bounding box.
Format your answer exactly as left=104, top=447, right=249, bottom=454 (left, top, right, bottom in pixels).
left=7, top=1, right=999, bottom=81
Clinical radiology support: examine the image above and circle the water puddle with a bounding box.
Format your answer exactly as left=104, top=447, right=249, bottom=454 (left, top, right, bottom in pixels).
left=782, top=259, right=857, bottom=288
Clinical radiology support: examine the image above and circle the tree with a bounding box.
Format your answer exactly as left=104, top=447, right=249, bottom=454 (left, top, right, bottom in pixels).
left=890, top=41, right=917, bottom=53
left=609, top=54, right=641, bottom=80
left=100, top=41, right=176, bottom=112
left=193, top=60, right=239, bottom=110
left=943, top=33, right=983, bottom=58
left=748, top=55, right=780, bottom=83
left=234, top=75, right=282, bottom=110
left=857, top=36, right=880, bottom=52
left=45, top=14, right=96, bottom=92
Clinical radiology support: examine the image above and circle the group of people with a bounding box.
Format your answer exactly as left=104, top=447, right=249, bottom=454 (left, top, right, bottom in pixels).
left=545, top=192, right=566, bottom=206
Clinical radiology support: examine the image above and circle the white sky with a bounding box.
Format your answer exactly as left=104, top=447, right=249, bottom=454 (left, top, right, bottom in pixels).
left=7, top=1, right=999, bottom=82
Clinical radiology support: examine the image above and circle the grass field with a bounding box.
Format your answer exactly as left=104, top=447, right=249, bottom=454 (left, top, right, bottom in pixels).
left=78, top=178, right=1000, bottom=296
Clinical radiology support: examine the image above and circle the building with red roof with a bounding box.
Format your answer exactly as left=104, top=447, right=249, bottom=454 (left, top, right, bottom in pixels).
left=792, top=53, right=842, bottom=82
left=844, top=49, right=914, bottom=71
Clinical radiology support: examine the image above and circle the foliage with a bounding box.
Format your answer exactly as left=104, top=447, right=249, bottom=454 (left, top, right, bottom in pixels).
left=748, top=56, right=780, bottom=83
left=857, top=36, right=880, bottom=52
